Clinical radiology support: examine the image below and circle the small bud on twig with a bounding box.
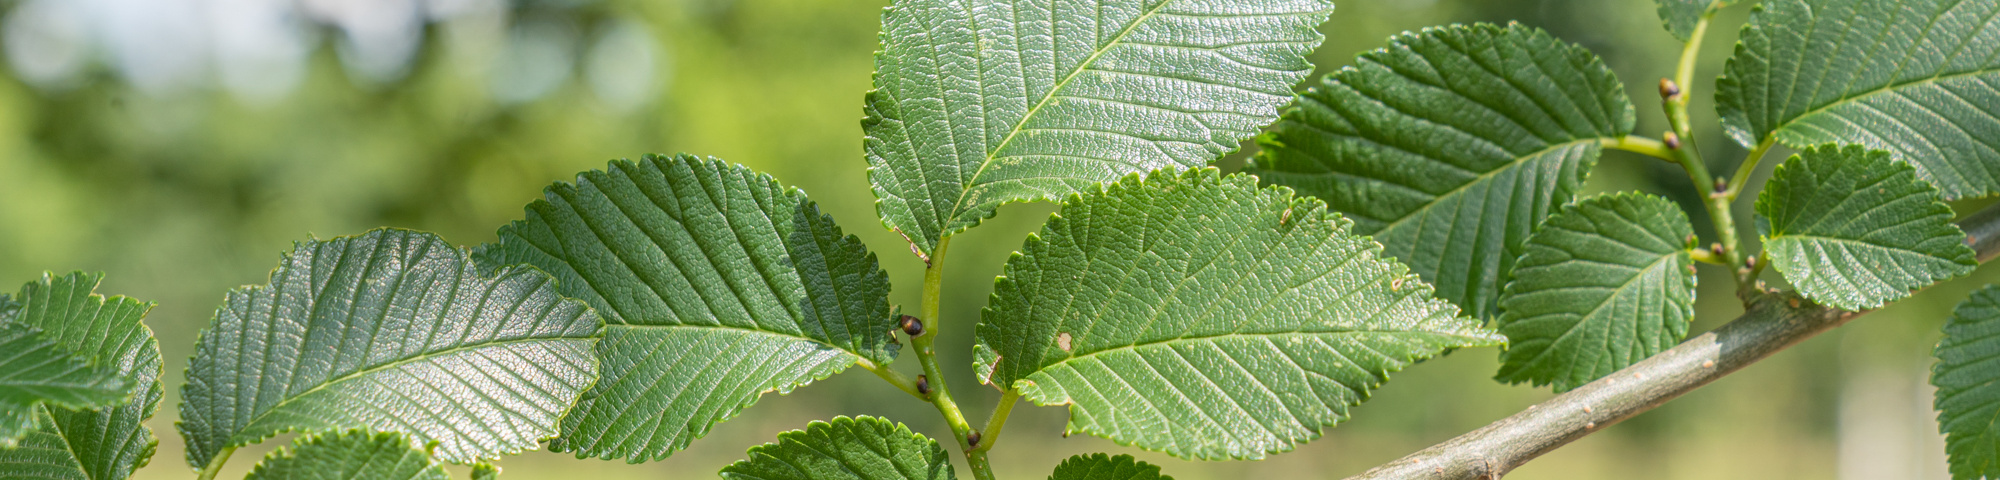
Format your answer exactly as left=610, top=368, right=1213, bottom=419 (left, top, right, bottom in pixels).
left=1744, top=255, right=1758, bottom=271
left=1709, top=243, right=1725, bottom=258
left=900, top=314, right=925, bottom=337
left=1663, top=132, right=1682, bottom=150
left=1659, top=78, right=1681, bottom=99
left=915, top=375, right=931, bottom=396
left=967, top=431, right=982, bottom=448
left=1714, top=177, right=1728, bottom=193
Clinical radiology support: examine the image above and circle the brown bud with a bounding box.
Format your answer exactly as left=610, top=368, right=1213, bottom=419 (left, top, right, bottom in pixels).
left=1714, top=176, right=1729, bottom=193
left=899, top=314, right=925, bottom=337
left=1709, top=243, right=1725, bottom=257
left=915, top=375, right=931, bottom=396
left=1744, top=255, right=1758, bottom=270
left=966, top=431, right=982, bottom=448
left=1663, top=132, right=1682, bottom=150
left=1659, top=78, right=1681, bottom=99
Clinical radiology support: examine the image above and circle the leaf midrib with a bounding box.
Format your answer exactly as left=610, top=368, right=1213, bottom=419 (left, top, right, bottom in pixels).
left=610, top=323, right=868, bottom=361
left=945, top=0, right=1176, bottom=227
left=1770, top=232, right=1957, bottom=258
left=1522, top=251, right=1687, bottom=368
left=1371, top=138, right=1604, bottom=235
left=226, top=335, right=587, bottom=445
left=1771, top=67, right=2000, bottom=139
left=1010, top=329, right=1492, bottom=393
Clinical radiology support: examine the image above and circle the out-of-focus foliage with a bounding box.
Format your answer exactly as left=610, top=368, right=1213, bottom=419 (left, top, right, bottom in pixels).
left=0, top=0, right=1985, bottom=479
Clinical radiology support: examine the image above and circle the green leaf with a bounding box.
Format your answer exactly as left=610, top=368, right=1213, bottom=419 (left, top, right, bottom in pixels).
left=244, top=431, right=451, bottom=480
left=1048, top=454, right=1169, bottom=480
left=973, top=168, right=1504, bottom=460
left=1934, top=285, right=2000, bottom=480
left=177, top=229, right=602, bottom=468
left=0, top=313, right=128, bottom=447
left=1755, top=145, right=1976, bottom=311
left=1717, top=0, right=2000, bottom=200
left=719, top=416, right=953, bottom=480
left=864, top=0, right=1336, bottom=257
left=472, top=464, right=500, bottom=480
left=1249, top=23, right=1633, bottom=317
left=476, top=154, right=897, bottom=463
left=0, top=272, right=163, bottom=480
left=1493, top=194, right=1697, bottom=392
left=1655, top=0, right=1741, bottom=41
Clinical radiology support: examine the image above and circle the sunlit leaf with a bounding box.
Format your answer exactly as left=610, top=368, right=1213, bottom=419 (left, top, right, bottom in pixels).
left=1935, top=285, right=2000, bottom=480
left=0, top=272, right=162, bottom=480
left=1048, top=454, right=1169, bottom=480
left=719, top=416, right=953, bottom=480
left=974, top=168, right=1503, bottom=460
left=1755, top=145, right=1975, bottom=311
left=244, top=431, right=450, bottom=480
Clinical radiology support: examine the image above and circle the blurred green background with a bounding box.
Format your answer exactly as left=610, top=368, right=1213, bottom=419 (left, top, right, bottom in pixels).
left=0, top=0, right=1988, bottom=478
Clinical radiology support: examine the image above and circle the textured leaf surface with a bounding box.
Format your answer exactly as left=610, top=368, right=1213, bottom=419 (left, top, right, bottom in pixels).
left=0, top=324, right=126, bottom=446
left=974, top=168, right=1504, bottom=460
left=1755, top=146, right=1975, bottom=311
left=864, top=0, right=1335, bottom=257
left=1494, top=194, right=1696, bottom=392
left=1656, top=0, right=1741, bottom=41
left=1048, top=454, right=1169, bottom=480
left=1934, top=286, right=2000, bottom=480
left=244, top=431, right=450, bottom=480
left=476, top=154, right=896, bottom=463
left=719, top=416, right=953, bottom=480
left=177, top=229, right=602, bottom=468
left=1717, top=0, right=2000, bottom=199
left=0, top=272, right=162, bottom=480
left=1250, top=23, right=1633, bottom=317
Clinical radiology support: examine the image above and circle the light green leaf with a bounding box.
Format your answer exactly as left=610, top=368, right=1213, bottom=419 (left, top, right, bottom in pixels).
left=244, top=431, right=450, bottom=480
left=0, top=313, right=128, bottom=447
left=472, top=464, right=500, bottom=480
left=1494, top=194, right=1697, bottom=392
left=973, top=168, right=1504, bottom=460
left=177, top=229, right=602, bottom=468
left=1717, top=0, right=2000, bottom=200
left=476, top=154, right=897, bottom=463
left=1755, top=145, right=1976, bottom=311
left=864, top=0, right=1336, bottom=257
left=1655, top=0, right=1742, bottom=41
left=0, top=272, right=162, bottom=480
left=719, top=416, right=953, bottom=480
left=1048, top=454, right=1169, bottom=480
left=1249, top=23, right=1633, bottom=317
left=1934, top=285, right=2000, bottom=480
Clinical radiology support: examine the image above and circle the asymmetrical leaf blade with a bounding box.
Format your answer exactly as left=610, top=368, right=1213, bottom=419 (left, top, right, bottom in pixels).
left=0, top=272, right=163, bottom=480
left=1934, top=286, right=2000, bottom=480
left=1755, top=145, right=1976, bottom=311
left=476, top=154, right=897, bottom=463
left=1250, top=23, right=1634, bottom=317
left=244, top=431, right=451, bottom=480
left=1049, top=454, right=1170, bottom=480
left=719, top=416, right=953, bottom=480
left=974, top=168, right=1504, bottom=460
left=865, top=0, right=1336, bottom=257
left=177, top=229, right=602, bottom=468
left=1717, top=0, right=2000, bottom=199
left=1494, top=194, right=1697, bottom=392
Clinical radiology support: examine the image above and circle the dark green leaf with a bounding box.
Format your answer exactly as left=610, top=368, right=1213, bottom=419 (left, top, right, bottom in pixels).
left=1048, top=454, right=1169, bottom=480
left=865, top=0, right=1336, bottom=257
left=1655, top=0, right=1742, bottom=41
left=0, top=272, right=162, bottom=480
left=1755, top=145, right=1976, bottom=311
left=0, top=310, right=127, bottom=447
left=974, top=168, right=1503, bottom=460
left=476, top=154, right=897, bottom=463
left=719, top=416, right=953, bottom=480
left=177, top=229, right=602, bottom=468
left=1935, top=285, right=2000, bottom=480
left=1250, top=23, right=1633, bottom=317
left=1494, top=194, right=1697, bottom=392
left=243, top=431, right=450, bottom=480
left=1717, top=0, right=2000, bottom=199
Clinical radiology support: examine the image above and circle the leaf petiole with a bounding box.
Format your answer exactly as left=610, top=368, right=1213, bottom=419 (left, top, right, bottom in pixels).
left=860, top=359, right=926, bottom=400
left=1724, top=137, right=1777, bottom=200
left=196, top=446, right=235, bottom=480
left=971, top=391, right=1020, bottom=453
left=1601, top=136, right=1677, bottom=163
left=908, top=237, right=997, bottom=480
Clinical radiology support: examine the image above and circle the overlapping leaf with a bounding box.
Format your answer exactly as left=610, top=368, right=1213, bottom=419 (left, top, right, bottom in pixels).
left=1494, top=194, right=1696, bottom=392
left=1655, top=0, right=1741, bottom=41
left=177, top=229, right=602, bottom=468
left=864, top=0, right=1336, bottom=257
left=1250, top=23, right=1634, bottom=317
left=719, top=416, right=953, bottom=480
left=974, top=168, right=1504, bottom=460
left=0, top=287, right=129, bottom=448
left=0, top=272, right=162, bottom=480
left=244, top=431, right=450, bottom=480
left=1755, top=146, right=1975, bottom=311
left=1934, top=286, right=2000, bottom=480
left=1717, top=0, right=2000, bottom=200
left=476, top=154, right=897, bottom=463
left=1049, top=454, right=1170, bottom=480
